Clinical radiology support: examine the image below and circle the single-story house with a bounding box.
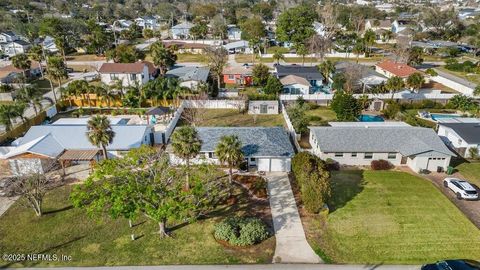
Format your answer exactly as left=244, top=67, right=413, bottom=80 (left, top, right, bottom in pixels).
left=42, top=36, right=58, bottom=53
left=0, top=117, right=153, bottom=176
left=171, top=22, right=194, bottom=39
left=335, top=61, right=388, bottom=92
left=437, top=120, right=480, bottom=158
left=0, top=60, right=42, bottom=84
left=223, top=66, right=253, bottom=86
left=166, top=66, right=210, bottom=90
left=248, top=100, right=279, bottom=114
left=280, top=75, right=311, bottom=95
left=309, top=122, right=455, bottom=172
left=364, top=19, right=392, bottom=32
left=375, top=59, right=423, bottom=80
left=163, top=41, right=210, bottom=54
left=0, top=31, right=18, bottom=43
left=134, top=16, right=159, bottom=30
left=168, top=127, right=295, bottom=172
left=275, top=64, right=323, bottom=88
left=227, top=25, right=242, bottom=41
left=2, top=40, right=31, bottom=56
left=99, top=61, right=156, bottom=87
left=224, top=40, right=252, bottom=54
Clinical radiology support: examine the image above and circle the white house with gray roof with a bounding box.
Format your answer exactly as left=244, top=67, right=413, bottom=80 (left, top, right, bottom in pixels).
left=168, top=127, right=294, bottom=172
left=437, top=119, right=480, bottom=158
left=309, top=123, right=455, bottom=172
left=165, top=66, right=210, bottom=90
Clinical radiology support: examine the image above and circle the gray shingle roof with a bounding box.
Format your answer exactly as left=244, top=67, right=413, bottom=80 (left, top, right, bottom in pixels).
left=195, top=127, right=294, bottom=157
left=439, top=123, right=480, bottom=144
left=309, top=126, right=455, bottom=156
left=275, top=65, right=323, bottom=81
left=166, top=66, right=210, bottom=82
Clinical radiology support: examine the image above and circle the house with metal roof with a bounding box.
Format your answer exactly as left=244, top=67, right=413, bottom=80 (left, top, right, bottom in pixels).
left=309, top=123, right=455, bottom=172
left=168, top=127, right=295, bottom=172
left=166, top=66, right=210, bottom=89
left=437, top=119, right=480, bottom=158
left=0, top=118, right=152, bottom=176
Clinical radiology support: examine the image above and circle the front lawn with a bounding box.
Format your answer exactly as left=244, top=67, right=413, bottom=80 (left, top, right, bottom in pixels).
left=179, top=109, right=285, bottom=127
left=0, top=184, right=274, bottom=267
left=303, top=170, right=480, bottom=264
left=177, top=53, right=206, bottom=63
left=455, top=162, right=480, bottom=187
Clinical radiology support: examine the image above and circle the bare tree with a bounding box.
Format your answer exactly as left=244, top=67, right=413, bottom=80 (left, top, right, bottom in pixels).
left=393, top=35, right=413, bottom=63
left=5, top=166, right=61, bottom=217
left=307, top=35, right=332, bottom=61
left=343, top=64, right=368, bottom=93
left=204, top=47, right=228, bottom=89
left=181, top=93, right=209, bottom=126
left=317, top=0, right=337, bottom=40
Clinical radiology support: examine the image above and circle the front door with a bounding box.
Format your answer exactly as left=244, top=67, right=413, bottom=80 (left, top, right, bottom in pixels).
left=401, top=156, right=408, bottom=165
left=260, top=104, right=268, bottom=114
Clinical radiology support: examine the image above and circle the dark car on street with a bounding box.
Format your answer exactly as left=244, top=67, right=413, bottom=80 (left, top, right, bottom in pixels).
left=422, top=260, right=480, bottom=270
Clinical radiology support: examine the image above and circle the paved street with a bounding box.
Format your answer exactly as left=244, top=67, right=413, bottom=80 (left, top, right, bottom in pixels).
left=265, top=172, right=321, bottom=263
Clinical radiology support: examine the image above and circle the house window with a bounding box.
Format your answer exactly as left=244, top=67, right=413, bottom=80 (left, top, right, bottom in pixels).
left=388, top=152, right=397, bottom=159
left=364, top=153, right=373, bottom=159
left=351, top=152, right=357, bottom=157
left=208, top=152, right=216, bottom=159
left=110, top=74, right=118, bottom=80
left=228, top=74, right=234, bottom=80
left=334, top=153, right=343, bottom=157
left=131, top=74, right=137, bottom=80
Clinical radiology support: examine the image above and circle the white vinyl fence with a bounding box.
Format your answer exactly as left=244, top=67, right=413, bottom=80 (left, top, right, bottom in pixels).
left=280, top=102, right=302, bottom=152
left=183, top=99, right=246, bottom=109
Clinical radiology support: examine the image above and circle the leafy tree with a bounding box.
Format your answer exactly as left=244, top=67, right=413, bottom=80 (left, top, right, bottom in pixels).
left=106, top=44, right=144, bottom=63
left=295, top=44, right=309, bottom=66
left=407, top=46, right=424, bottom=66
left=150, top=41, right=177, bottom=75
left=46, top=56, right=68, bottom=102
left=211, top=15, right=228, bottom=39
left=385, top=76, right=405, bottom=100
left=28, top=45, right=45, bottom=78
left=252, top=63, right=270, bottom=86
left=425, top=68, right=438, bottom=77
left=16, top=86, right=43, bottom=115
left=171, top=126, right=202, bottom=190
left=215, top=135, right=244, bottom=183
left=11, top=53, right=31, bottom=83
left=190, top=21, right=209, bottom=40
left=272, top=50, right=285, bottom=64
left=406, top=73, right=425, bottom=92
left=86, top=115, right=115, bottom=160
left=318, top=60, right=335, bottom=83
left=204, top=47, right=228, bottom=89
left=447, top=95, right=477, bottom=112
left=252, top=2, right=274, bottom=21
left=276, top=5, right=317, bottom=46
left=240, top=17, right=266, bottom=42
left=332, top=73, right=346, bottom=91
left=0, top=102, right=26, bottom=131
left=363, top=29, right=376, bottom=55
left=71, top=146, right=229, bottom=237
left=143, top=29, right=154, bottom=39
left=86, top=19, right=112, bottom=55
left=469, top=147, right=479, bottom=160
left=287, top=102, right=309, bottom=134
left=263, top=75, right=283, bottom=96
left=331, top=91, right=362, bottom=121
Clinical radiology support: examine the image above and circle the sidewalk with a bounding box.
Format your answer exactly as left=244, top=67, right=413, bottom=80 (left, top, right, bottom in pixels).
left=265, top=172, right=321, bottom=264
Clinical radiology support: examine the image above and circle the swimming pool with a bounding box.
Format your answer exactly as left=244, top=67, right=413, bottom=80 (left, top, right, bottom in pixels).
left=430, top=113, right=461, bottom=121
left=358, top=114, right=385, bottom=122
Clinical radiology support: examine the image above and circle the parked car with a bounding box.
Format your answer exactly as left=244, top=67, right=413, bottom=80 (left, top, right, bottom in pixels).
left=443, top=178, right=479, bottom=200
left=422, top=259, right=480, bottom=270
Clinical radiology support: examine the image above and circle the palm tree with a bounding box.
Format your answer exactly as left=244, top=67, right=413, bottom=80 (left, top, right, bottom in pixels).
left=272, top=50, right=285, bottom=64
left=17, top=86, right=42, bottom=115
left=150, top=41, right=177, bottom=75
left=0, top=103, right=19, bottom=131
left=318, top=60, right=335, bottom=84
left=46, top=56, right=68, bottom=102
left=171, top=126, right=201, bottom=190
left=11, top=53, right=31, bottom=82
left=215, top=135, right=244, bottom=183
left=363, top=29, right=376, bottom=56
left=385, top=76, right=405, bottom=101
left=295, top=44, right=308, bottom=66
left=28, top=45, right=45, bottom=78
left=86, top=115, right=115, bottom=160
left=406, top=73, right=425, bottom=93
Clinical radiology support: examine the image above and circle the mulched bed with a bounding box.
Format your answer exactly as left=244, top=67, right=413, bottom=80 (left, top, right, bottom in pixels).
left=233, top=175, right=268, bottom=200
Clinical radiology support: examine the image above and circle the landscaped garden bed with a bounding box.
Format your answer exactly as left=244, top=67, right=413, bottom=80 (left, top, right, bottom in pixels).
left=233, top=175, right=268, bottom=200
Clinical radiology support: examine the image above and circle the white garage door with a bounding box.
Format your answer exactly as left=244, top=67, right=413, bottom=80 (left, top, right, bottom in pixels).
left=427, top=158, right=447, bottom=172
left=257, top=158, right=289, bottom=172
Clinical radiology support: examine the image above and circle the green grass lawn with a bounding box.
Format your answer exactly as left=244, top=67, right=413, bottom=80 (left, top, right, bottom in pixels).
left=455, top=162, right=480, bottom=187
left=304, top=170, right=480, bottom=264
left=266, top=46, right=290, bottom=54
left=305, top=106, right=337, bottom=126
left=176, top=53, right=206, bottom=63
left=437, top=67, right=480, bottom=84
left=179, top=109, right=285, bottom=127
left=0, top=184, right=274, bottom=267
left=234, top=55, right=274, bottom=63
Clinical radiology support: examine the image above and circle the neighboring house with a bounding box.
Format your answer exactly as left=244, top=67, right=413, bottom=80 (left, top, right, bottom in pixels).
left=364, top=19, right=392, bottom=32
left=224, top=40, right=252, bottom=54
left=134, top=16, right=159, bottom=30
left=275, top=65, right=324, bottom=88
left=168, top=127, right=295, bottom=172
left=171, top=22, right=194, bottom=39
left=2, top=40, right=31, bottom=56
left=248, top=100, right=279, bottom=114
left=335, top=61, right=388, bottom=92
left=437, top=120, right=480, bottom=158
left=375, top=60, right=420, bottom=80
left=42, top=36, right=58, bottom=53
left=227, top=25, right=242, bottom=41
left=163, top=41, right=210, bottom=54
left=0, top=60, right=42, bottom=84
left=0, top=31, right=18, bottom=43
left=0, top=118, right=152, bottom=176
left=222, top=66, right=253, bottom=86
left=99, top=61, right=156, bottom=87
left=115, top=19, right=133, bottom=31
left=313, top=22, right=326, bottom=37
left=309, top=122, right=455, bottom=172
left=166, top=66, right=210, bottom=89
left=280, top=75, right=311, bottom=95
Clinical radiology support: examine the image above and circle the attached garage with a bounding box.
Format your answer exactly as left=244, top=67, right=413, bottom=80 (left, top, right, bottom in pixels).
left=257, top=158, right=291, bottom=172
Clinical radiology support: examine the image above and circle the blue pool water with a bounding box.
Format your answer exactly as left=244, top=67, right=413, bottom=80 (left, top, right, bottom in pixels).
left=358, top=114, right=384, bottom=122
left=430, top=113, right=461, bottom=121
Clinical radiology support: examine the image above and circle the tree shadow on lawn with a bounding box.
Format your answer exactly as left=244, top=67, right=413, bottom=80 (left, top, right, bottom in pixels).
left=43, top=205, right=74, bottom=215
left=327, top=170, right=366, bottom=213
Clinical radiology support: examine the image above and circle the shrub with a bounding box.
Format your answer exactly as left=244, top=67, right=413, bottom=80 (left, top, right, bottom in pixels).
left=214, top=217, right=270, bottom=246
left=325, top=158, right=340, bottom=171
left=371, top=159, right=393, bottom=170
